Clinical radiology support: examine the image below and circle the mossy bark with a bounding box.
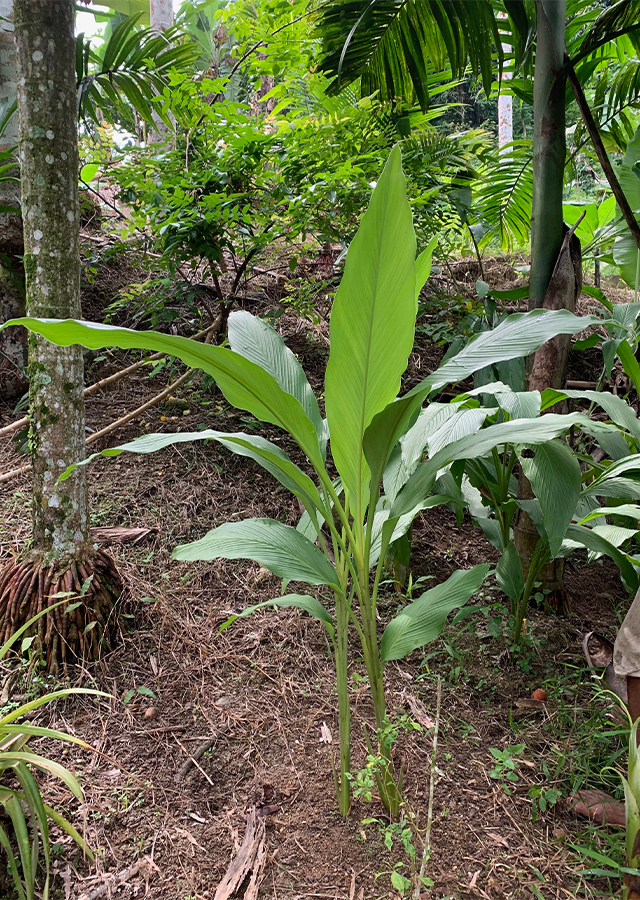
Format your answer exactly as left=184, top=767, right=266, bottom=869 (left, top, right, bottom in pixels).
left=0, top=0, right=27, bottom=400
left=14, top=0, right=90, bottom=562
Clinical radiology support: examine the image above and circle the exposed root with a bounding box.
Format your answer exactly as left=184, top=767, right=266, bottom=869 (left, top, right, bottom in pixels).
left=0, top=550, right=123, bottom=673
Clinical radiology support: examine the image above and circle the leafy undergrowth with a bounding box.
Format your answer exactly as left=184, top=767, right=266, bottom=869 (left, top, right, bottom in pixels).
left=0, top=254, right=636, bottom=900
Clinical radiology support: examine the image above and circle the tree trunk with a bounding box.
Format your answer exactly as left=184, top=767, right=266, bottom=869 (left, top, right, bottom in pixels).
left=0, top=0, right=27, bottom=401
left=514, top=1, right=578, bottom=609
left=0, top=0, right=122, bottom=673
left=529, top=0, right=566, bottom=311
left=150, top=0, right=173, bottom=33
left=149, top=0, right=173, bottom=144
left=14, top=0, right=90, bottom=560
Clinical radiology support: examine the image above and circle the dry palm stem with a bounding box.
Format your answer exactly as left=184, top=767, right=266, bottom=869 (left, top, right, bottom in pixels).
left=0, top=317, right=222, bottom=440
left=414, top=675, right=442, bottom=900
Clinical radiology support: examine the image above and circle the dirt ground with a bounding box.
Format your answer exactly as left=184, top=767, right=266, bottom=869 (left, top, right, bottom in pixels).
left=0, top=250, right=637, bottom=900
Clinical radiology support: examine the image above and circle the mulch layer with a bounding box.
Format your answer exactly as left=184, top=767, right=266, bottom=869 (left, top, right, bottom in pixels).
left=0, top=253, right=636, bottom=900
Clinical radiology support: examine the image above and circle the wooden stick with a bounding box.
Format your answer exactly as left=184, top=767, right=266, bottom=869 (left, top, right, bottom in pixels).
left=0, top=319, right=222, bottom=485
left=76, top=858, right=152, bottom=900
left=0, top=318, right=221, bottom=440
left=414, top=675, right=441, bottom=900
left=567, top=55, right=640, bottom=253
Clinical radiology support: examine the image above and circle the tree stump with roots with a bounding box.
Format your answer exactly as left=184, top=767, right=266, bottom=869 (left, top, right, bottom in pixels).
left=0, top=550, right=122, bottom=673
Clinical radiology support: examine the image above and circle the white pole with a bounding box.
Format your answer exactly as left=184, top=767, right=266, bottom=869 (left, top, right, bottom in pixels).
left=498, top=14, right=513, bottom=151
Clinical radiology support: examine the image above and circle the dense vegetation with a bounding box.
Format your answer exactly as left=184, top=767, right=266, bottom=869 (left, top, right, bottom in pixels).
left=3, top=0, right=640, bottom=898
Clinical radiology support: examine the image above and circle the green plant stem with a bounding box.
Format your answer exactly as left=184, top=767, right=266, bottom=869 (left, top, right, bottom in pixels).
left=334, top=591, right=351, bottom=816
left=414, top=675, right=441, bottom=900
left=514, top=539, right=548, bottom=642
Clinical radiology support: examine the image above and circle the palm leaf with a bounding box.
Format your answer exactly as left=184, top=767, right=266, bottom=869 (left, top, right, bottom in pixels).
left=474, top=141, right=533, bottom=248
left=315, top=0, right=502, bottom=110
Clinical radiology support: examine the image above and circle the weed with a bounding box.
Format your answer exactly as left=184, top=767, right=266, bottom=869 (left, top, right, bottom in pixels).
left=488, top=744, right=526, bottom=793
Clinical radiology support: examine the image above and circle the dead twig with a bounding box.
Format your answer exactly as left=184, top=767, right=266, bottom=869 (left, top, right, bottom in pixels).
left=0, top=317, right=223, bottom=441
left=214, top=808, right=266, bottom=900
left=175, top=731, right=226, bottom=782
left=76, top=857, right=153, bottom=900
left=414, top=675, right=441, bottom=900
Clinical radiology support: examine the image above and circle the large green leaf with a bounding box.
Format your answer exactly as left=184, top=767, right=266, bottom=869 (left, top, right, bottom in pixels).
left=172, top=518, right=340, bottom=588
left=380, top=564, right=489, bottom=661
left=227, top=311, right=327, bottom=453
left=221, top=594, right=334, bottom=639
left=613, top=126, right=640, bottom=287
left=518, top=440, right=581, bottom=557
left=423, top=310, right=602, bottom=395
left=578, top=504, right=640, bottom=524
left=391, top=412, right=608, bottom=519
left=542, top=388, right=640, bottom=444
left=495, top=544, right=524, bottom=602
left=325, top=145, right=416, bottom=517
left=363, top=309, right=600, bottom=494
left=59, top=430, right=326, bottom=520
left=3, top=319, right=324, bottom=470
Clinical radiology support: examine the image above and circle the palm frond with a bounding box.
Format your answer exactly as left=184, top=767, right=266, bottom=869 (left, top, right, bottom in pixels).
left=315, top=0, right=502, bottom=110
left=572, top=0, right=640, bottom=64
left=76, top=14, right=200, bottom=127
left=572, top=58, right=640, bottom=155
left=473, top=141, right=533, bottom=248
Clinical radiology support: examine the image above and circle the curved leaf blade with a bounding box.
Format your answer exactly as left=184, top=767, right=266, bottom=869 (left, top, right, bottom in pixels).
left=518, top=440, right=581, bottom=557
left=380, top=564, right=489, bottom=661
left=172, top=518, right=340, bottom=588
left=3, top=318, right=324, bottom=469
left=325, top=145, right=416, bottom=516
left=228, top=311, right=327, bottom=452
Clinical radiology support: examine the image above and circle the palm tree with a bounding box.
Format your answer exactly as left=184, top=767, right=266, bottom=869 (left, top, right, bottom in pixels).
left=0, top=0, right=123, bottom=673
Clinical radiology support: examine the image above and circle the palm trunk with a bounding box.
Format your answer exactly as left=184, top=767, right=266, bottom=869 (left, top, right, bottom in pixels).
left=15, top=0, right=90, bottom=560
left=529, top=0, right=566, bottom=310
left=0, top=0, right=123, bottom=673
left=514, top=1, right=578, bottom=610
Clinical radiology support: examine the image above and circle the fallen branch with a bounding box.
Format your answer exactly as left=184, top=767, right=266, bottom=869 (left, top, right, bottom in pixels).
left=86, top=368, right=193, bottom=448
left=0, top=320, right=222, bottom=485
left=76, top=857, right=153, bottom=900
left=173, top=733, right=216, bottom=787
left=175, top=730, right=227, bottom=781
left=0, top=317, right=222, bottom=440
left=214, top=808, right=266, bottom=900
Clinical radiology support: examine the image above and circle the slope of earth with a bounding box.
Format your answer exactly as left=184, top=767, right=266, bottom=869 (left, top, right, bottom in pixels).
left=0, top=252, right=636, bottom=900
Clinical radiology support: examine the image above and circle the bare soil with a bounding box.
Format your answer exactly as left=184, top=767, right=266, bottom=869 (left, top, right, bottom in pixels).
left=0, top=252, right=636, bottom=900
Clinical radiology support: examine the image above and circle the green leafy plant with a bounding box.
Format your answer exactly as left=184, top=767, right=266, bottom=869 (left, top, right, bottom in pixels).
left=5, top=148, right=603, bottom=816
left=0, top=604, right=105, bottom=900
left=488, top=743, right=525, bottom=794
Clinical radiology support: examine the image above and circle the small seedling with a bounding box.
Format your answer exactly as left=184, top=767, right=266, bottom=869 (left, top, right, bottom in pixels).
left=488, top=744, right=525, bottom=794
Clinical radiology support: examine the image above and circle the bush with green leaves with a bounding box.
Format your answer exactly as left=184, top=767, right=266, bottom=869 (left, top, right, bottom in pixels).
left=5, top=148, right=602, bottom=816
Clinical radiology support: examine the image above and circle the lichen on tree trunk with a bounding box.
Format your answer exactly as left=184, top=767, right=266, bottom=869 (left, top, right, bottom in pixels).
left=0, top=0, right=27, bottom=400
left=14, top=0, right=90, bottom=561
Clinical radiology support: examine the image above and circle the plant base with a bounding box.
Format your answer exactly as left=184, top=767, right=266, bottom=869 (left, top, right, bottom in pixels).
left=0, top=549, right=122, bottom=673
